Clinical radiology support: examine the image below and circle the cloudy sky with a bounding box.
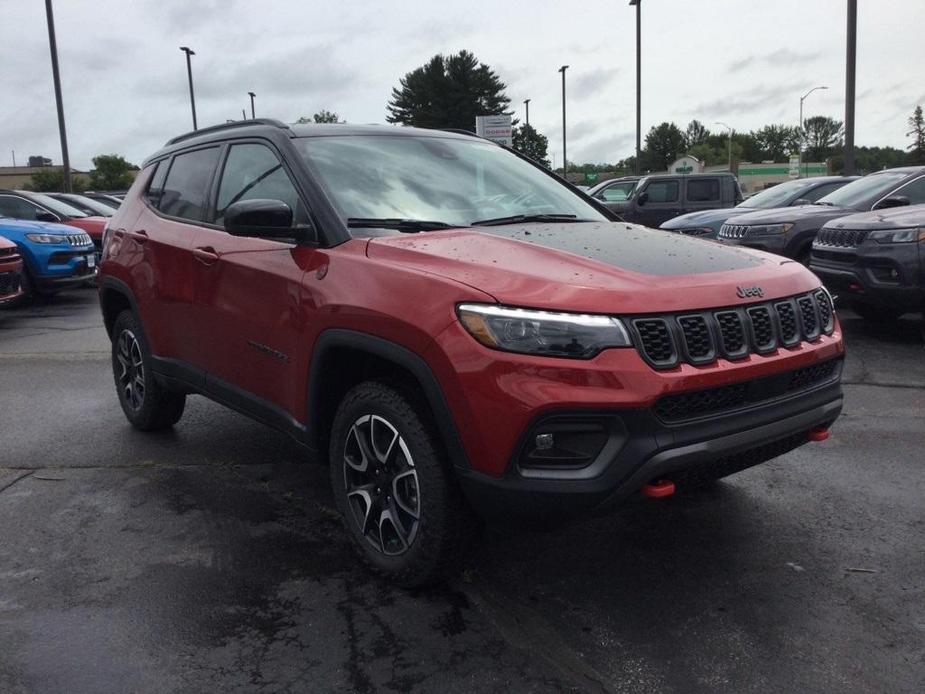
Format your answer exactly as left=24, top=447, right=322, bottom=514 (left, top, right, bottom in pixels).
left=3, top=0, right=923, bottom=171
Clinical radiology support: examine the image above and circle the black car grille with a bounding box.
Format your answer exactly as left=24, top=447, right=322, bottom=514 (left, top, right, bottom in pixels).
left=654, top=358, right=841, bottom=423
left=719, top=223, right=748, bottom=239
left=630, top=290, right=835, bottom=369
left=815, top=227, right=868, bottom=248
left=0, top=270, right=21, bottom=296
left=66, top=233, right=93, bottom=247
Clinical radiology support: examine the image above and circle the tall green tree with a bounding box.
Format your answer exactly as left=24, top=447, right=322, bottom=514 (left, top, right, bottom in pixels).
left=684, top=119, right=710, bottom=149
left=512, top=123, right=550, bottom=167
left=906, top=105, right=925, bottom=164
left=801, top=116, right=844, bottom=161
left=89, top=154, right=138, bottom=191
left=643, top=122, right=686, bottom=170
left=753, top=124, right=801, bottom=161
left=386, top=50, right=510, bottom=130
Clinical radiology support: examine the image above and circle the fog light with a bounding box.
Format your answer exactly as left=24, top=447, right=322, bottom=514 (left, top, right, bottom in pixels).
left=535, top=433, right=555, bottom=451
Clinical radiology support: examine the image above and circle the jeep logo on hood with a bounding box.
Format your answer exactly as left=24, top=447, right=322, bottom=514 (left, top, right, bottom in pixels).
left=736, top=285, right=764, bottom=299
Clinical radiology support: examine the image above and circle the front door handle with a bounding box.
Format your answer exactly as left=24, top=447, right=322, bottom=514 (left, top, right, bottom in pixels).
left=128, top=229, right=148, bottom=244
left=193, top=246, right=220, bottom=265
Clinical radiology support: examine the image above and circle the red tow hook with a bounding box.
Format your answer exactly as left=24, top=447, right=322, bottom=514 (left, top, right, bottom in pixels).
left=808, top=427, right=830, bottom=442
left=642, top=479, right=676, bottom=498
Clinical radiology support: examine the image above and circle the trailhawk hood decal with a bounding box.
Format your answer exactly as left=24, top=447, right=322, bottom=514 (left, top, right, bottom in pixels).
left=367, top=222, right=821, bottom=314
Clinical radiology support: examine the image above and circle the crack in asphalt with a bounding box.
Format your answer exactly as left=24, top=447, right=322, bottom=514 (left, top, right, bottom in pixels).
left=0, top=471, right=34, bottom=494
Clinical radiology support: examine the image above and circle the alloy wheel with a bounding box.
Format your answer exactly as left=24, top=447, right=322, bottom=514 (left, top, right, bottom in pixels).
left=343, top=414, right=420, bottom=556
left=116, top=329, right=145, bottom=412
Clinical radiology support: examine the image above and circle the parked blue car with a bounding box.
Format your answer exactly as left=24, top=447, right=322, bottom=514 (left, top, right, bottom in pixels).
left=660, top=176, right=857, bottom=239
left=0, top=215, right=96, bottom=300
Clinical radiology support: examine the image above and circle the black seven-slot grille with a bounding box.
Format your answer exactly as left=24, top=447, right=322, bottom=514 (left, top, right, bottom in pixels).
left=815, top=227, right=868, bottom=248
left=0, top=271, right=21, bottom=296
left=631, top=290, right=834, bottom=369
left=654, top=358, right=841, bottom=423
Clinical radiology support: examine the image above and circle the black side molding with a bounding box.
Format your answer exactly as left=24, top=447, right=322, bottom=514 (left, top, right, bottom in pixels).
left=306, top=329, right=471, bottom=470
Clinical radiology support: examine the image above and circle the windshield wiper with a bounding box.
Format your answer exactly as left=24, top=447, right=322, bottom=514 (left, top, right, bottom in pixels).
left=346, top=217, right=457, bottom=232
left=814, top=201, right=836, bottom=206
left=470, top=213, right=584, bottom=226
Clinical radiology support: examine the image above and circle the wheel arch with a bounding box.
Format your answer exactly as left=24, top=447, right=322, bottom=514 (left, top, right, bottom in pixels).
left=98, top=276, right=140, bottom=338
left=306, top=329, right=470, bottom=470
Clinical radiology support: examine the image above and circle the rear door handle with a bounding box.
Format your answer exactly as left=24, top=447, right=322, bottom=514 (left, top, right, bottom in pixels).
left=129, top=229, right=148, bottom=244
left=193, top=246, right=220, bottom=265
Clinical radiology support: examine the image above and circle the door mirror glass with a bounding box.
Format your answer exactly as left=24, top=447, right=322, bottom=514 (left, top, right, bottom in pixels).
left=637, top=191, right=649, bottom=205
left=874, top=195, right=910, bottom=210
left=36, top=211, right=59, bottom=223
left=224, top=199, right=297, bottom=239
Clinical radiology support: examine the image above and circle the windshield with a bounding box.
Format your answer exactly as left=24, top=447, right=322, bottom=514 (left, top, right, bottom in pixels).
left=62, top=194, right=113, bottom=217
left=739, top=179, right=818, bottom=208
left=295, top=135, right=608, bottom=228
left=22, top=192, right=88, bottom=218
left=816, top=172, right=908, bottom=208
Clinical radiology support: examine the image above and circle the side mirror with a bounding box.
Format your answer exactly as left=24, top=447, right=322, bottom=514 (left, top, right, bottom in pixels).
left=793, top=198, right=812, bottom=206
left=224, top=199, right=299, bottom=239
left=637, top=191, right=649, bottom=206
left=36, top=211, right=59, bottom=223
left=874, top=195, right=910, bottom=210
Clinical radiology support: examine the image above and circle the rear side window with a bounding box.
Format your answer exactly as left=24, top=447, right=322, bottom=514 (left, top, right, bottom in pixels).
left=643, top=180, right=679, bottom=203
left=158, top=147, right=220, bottom=221
left=686, top=178, right=720, bottom=202
left=145, top=162, right=168, bottom=206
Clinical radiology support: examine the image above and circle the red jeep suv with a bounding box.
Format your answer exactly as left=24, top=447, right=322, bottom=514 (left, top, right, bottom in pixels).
left=98, top=120, right=844, bottom=586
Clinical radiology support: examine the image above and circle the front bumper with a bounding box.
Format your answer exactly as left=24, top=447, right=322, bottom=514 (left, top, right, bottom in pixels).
left=457, top=373, right=842, bottom=523
left=811, top=244, right=923, bottom=311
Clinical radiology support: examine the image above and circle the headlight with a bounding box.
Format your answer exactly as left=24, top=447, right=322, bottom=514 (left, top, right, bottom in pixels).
left=747, top=223, right=794, bottom=236
left=457, top=303, right=632, bottom=359
left=868, top=228, right=925, bottom=244
left=680, top=228, right=715, bottom=237
left=25, top=233, right=67, bottom=244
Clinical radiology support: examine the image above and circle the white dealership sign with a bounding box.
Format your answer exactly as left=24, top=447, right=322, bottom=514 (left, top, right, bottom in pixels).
left=475, top=115, right=513, bottom=146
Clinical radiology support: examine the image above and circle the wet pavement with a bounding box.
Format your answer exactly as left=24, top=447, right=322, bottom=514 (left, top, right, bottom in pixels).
left=1, top=289, right=923, bottom=693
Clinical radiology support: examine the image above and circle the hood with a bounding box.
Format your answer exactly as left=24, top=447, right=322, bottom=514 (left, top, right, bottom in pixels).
left=822, top=204, right=925, bottom=230
left=0, top=217, right=87, bottom=237
left=727, top=204, right=852, bottom=226
left=367, top=222, right=821, bottom=314
left=660, top=208, right=738, bottom=229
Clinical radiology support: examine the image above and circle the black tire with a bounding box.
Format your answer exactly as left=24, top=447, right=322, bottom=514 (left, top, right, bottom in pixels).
left=851, top=301, right=903, bottom=323
left=110, top=309, right=186, bottom=430
left=329, top=381, right=477, bottom=588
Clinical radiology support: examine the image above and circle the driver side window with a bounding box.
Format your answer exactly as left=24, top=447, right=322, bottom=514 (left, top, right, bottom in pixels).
left=0, top=195, right=43, bottom=221
left=600, top=183, right=633, bottom=202
left=894, top=176, right=925, bottom=205
left=214, top=143, right=309, bottom=226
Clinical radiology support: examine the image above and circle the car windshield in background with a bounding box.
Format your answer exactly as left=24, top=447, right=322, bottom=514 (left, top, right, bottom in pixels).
left=64, top=195, right=114, bottom=217
left=295, top=135, right=608, bottom=229
left=739, top=179, right=817, bottom=208
left=816, top=172, right=908, bottom=208
left=24, top=192, right=88, bottom=218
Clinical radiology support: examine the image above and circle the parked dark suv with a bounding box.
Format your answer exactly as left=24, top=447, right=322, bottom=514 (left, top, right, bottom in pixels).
left=717, top=167, right=925, bottom=263
left=98, top=119, right=844, bottom=585
left=810, top=204, right=925, bottom=321
left=593, top=173, right=742, bottom=227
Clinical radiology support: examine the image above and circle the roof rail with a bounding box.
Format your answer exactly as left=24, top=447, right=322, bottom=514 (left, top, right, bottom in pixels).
left=165, top=118, right=291, bottom=146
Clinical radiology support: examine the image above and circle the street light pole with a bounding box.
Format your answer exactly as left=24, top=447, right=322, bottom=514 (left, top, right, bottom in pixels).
left=844, top=0, right=857, bottom=175
left=630, top=0, right=641, bottom=175
left=179, top=46, right=197, bottom=130
left=559, top=65, right=569, bottom=178
left=248, top=91, right=256, bottom=119
left=44, top=0, right=71, bottom=192
left=799, top=85, right=828, bottom=177
left=715, top=121, right=733, bottom=172
left=524, top=98, right=531, bottom=128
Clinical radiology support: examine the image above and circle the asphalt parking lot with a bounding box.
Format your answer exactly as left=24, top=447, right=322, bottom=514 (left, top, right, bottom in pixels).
left=1, top=289, right=923, bottom=694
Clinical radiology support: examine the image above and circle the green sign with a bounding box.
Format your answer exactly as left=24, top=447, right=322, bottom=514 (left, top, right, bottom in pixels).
left=585, top=172, right=599, bottom=183
left=675, top=164, right=693, bottom=174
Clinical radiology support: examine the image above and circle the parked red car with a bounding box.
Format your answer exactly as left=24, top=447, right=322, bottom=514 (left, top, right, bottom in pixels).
left=98, top=121, right=845, bottom=586
left=0, top=234, right=24, bottom=306
left=0, top=190, right=107, bottom=260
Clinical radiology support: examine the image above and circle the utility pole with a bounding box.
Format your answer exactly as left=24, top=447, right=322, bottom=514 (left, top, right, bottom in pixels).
left=559, top=65, right=569, bottom=178
left=44, top=0, right=71, bottom=192
left=524, top=98, right=531, bottom=128
left=844, top=0, right=857, bottom=175
left=630, top=0, right=641, bottom=175
left=180, top=46, right=197, bottom=130
left=248, top=91, right=256, bottom=119
left=716, top=121, right=733, bottom=172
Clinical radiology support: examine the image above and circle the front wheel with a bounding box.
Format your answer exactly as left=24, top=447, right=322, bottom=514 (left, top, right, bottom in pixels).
left=329, top=381, right=477, bottom=587
left=111, top=310, right=186, bottom=430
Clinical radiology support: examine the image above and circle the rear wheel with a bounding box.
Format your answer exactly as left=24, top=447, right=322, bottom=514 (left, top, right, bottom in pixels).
left=329, top=381, right=477, bottom=587
left=111, top=310, right=185, bottom=430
